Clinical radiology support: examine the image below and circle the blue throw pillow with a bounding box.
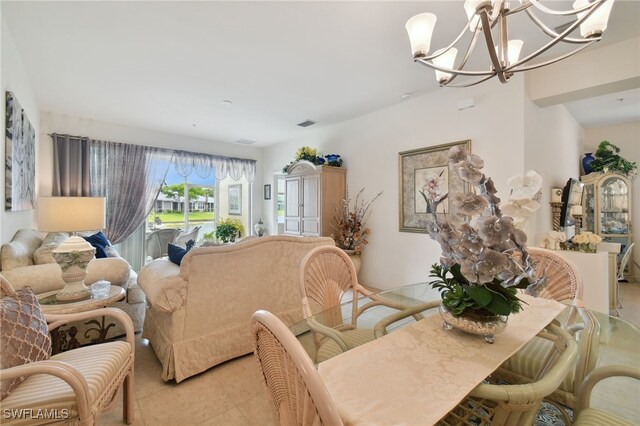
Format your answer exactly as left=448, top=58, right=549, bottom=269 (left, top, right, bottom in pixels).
left=82, top=231, right=110, bottom=258
left=168, top=243, right=188, bottom=266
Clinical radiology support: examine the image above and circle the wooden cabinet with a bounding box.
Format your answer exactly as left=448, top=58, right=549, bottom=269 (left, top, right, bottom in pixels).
left=581, top=172, right=634, bottom=280
left=284, top=161, right=346, bottom=237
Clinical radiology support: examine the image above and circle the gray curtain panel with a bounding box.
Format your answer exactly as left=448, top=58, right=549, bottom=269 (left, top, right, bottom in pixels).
left=51, top=134, right=91, bottom=196
left=90, top=140, right=171, bottom=245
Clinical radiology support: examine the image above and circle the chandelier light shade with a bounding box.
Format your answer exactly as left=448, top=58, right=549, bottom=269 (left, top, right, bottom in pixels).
left=405, top=0, right=615, bottom=87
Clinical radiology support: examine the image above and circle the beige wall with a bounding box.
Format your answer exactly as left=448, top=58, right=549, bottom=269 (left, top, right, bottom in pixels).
left=1, top=14, right=41, bottom=244
left=261, top=79, right=552, bottom=289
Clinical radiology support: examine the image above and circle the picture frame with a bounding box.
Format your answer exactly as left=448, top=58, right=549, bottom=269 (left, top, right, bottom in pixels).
left=228, top=184, right=242, bottom=215
left=399, top=140, right=471, bottom=233
left=264, top=184, right=271, bottom=200
left=5, top=91, right=35, bottom=211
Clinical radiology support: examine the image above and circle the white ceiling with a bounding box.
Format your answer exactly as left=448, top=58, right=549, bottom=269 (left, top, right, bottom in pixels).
left=2, top=1, right=639, bottom=147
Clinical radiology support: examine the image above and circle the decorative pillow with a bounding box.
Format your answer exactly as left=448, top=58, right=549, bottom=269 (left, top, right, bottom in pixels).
left=0, top=287, right=52, bottom=400
left=104, top=245, right=121, bottom=258
left=33, top=232, right=69, bottom=265
left=0, top=275, right=15, bottom=298
left=168, top=240, right=195, bottom=266
left=82, top=231, right=110, bottom=258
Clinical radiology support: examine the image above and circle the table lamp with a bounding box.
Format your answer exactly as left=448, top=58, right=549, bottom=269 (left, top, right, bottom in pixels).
left=37, top=196, right=106, bottom=301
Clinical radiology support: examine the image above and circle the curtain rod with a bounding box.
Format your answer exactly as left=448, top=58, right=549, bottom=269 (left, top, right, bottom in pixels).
left=48, top=133, right=256, bottom=164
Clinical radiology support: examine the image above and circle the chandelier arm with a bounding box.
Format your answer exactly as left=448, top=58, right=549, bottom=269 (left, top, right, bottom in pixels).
left=507, top=42, right=594, bottom=73
left=420, top=23, right=471, bottom=61
left=524, top=5, right=604, bottom=44
left=526, top=0, right=607, bottom=17
left=503, top=2, right=533, bottom=17
left=415, top=58, right=496, bottom=77
left=503, top=13, right=596, bottom=72
left=479, top=9, right=506, bottom=82
left=441, top=75, right=497, bottom=89
left=445, top=30, right=483, bottom=85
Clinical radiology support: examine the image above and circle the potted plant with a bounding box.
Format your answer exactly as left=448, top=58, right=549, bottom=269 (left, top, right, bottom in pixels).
left=215, top=218, right=245, bottom=243
left=590, top=141, right=637, bottom=177
left=331, top=188, right=382, bottom=275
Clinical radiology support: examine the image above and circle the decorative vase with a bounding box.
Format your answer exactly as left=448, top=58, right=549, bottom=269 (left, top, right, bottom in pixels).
left=254, top=219, right=265, bottom=237
left=439, top=304, right=508, bottom=344
left=582, top=153, right=595, bottom=175
left=343, top=249, right=361, bottom=277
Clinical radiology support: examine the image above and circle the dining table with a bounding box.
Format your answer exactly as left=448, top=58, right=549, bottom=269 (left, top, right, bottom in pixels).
left=289, top=283, right=640, bottom=425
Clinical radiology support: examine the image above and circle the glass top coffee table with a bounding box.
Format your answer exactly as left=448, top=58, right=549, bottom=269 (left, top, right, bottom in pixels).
left=38, top=285, right=126, bottom=353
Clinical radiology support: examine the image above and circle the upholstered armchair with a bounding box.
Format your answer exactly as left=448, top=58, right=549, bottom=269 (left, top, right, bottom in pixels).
left=0, top=307, right=135, bottom=425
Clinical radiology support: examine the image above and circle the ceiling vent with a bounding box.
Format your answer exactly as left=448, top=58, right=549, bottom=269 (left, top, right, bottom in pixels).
left=297, top=119, right=316, bottom=128
left=236, top=139, right=256, bottom=145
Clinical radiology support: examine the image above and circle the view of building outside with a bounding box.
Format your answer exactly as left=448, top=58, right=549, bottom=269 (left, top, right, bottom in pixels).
left=147, top=160, right=251, bottom=243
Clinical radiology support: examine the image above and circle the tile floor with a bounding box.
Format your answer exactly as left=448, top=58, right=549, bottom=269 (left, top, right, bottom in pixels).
left=100, top=281, right=640, bottom=426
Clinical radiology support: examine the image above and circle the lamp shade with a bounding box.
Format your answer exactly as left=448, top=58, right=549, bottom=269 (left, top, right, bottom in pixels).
left=406, top=13, right=437, bottom=57
left=433, top=48, right=458, bottom=83
left=37, top=196, right=106, bottom=233
left=574, top=0, right=615, bottom=37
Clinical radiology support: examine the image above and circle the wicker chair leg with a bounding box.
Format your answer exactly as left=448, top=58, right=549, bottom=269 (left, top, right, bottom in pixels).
left=124, top=371, right=134, bottom=424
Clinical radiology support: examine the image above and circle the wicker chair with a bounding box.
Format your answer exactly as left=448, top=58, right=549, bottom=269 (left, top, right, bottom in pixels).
left=251, top=310, right=343, bottom=426
left=145, top=228, right=180, bottom=260
left=574, top=365, right=640, bottom=426
left=174, top=226, right=201, bottom=248
left=440, top=323, right=578, bottom=425
left=497, top=247, right=599, bottom=424
left=0, top=308, right=135, bottom=425
left=299, top=245, right=419, bottom=362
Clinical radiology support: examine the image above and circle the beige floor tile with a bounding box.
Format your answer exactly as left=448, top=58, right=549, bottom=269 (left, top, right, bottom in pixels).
left=236, top=394, right=278, bottom=426
left=98, top=390, right=144, bottom=426
left=137, top=371, right=235, bottom=425
left=199, top=407, right=249, bottom=426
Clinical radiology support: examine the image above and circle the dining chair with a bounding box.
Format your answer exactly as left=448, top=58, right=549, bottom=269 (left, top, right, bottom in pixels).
left=299, top=245, right=420, bottom=363
left=574, top=365, right=640, bottom=426
left=0, top=307, right=135, bottom=425
left=251, top=310, right=344, bottom=426
left=441, top=323, right=578, bottom=425
left=497, top=247, right=599, bottom=424
left=145, top=228, right=180, bottom=260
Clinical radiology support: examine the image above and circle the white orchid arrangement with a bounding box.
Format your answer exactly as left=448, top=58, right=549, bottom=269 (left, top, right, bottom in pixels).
left=424, top=146, right=543, bottom=317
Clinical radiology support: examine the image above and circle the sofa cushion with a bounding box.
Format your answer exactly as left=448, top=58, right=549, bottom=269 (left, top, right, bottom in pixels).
left=82, top=231, right=110, bottom=258
left=85, top=258, right=131, bottom=289
left=0, top=230, right=43, bottom=271
left=0, top=287, right=52, bottom=400
left=33, top=232, right=69, bottom=265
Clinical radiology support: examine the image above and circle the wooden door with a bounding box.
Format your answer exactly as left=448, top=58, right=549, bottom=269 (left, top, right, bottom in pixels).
left=301, top=174, right=320, bottom=236
left=284, top=177, right=301, bottom=235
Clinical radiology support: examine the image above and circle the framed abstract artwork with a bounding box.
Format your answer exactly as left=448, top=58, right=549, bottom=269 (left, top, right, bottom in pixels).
left=228, top=184, right=242, bottom=215
left=5, top=91, right=36, bottom=211
left=398, top=140, right=471, bottom=233
left=264, top=184, right=271, bottom=200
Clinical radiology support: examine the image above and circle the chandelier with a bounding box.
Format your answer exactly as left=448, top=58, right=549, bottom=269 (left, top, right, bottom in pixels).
left=405, top=0, right=615, bottom=87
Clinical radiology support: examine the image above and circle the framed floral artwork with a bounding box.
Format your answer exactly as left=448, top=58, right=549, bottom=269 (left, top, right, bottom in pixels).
left=398, top=140, right=471, bottom=233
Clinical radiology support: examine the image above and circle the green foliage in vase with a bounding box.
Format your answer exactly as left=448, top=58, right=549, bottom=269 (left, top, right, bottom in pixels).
left=215, top=218, right=244, bottom=243
left=590, top=140, right=637, bottom=177
left=429, top=264, right=526, bottom=317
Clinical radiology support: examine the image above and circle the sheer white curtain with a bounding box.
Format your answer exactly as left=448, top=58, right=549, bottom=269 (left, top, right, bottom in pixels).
left=90, top=140, right=172, bottom=244
left=172, top=150, right=256, bottom=182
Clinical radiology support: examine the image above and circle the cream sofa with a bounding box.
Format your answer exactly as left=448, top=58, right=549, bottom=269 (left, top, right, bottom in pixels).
left=0, top=229, right=146, bottom=343
left=138, top=235, right=334, bottom=382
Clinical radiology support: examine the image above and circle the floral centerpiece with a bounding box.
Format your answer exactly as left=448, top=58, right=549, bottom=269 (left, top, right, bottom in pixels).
left=570, top=232, right=602, bottom=253
left=331, top=188, right=382, bottom=255
left=283, top=146, right=325, bottom=172
left=423, top=146, right=543, bottom=341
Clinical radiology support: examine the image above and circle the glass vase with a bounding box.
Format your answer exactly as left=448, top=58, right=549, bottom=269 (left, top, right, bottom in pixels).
left=439, top=304, right=508, bottom=344
left=582, top=153, right=595, bottom=175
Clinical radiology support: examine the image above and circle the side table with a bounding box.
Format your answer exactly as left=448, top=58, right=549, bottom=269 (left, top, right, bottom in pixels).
left=38, top=286, right=126, bottom=353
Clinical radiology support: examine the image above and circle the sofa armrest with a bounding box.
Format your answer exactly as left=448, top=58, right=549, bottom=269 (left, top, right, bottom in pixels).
left=86, top=257, right=131, bottom=289
left=137, top=258, right=186, bottom=313
left=1, top=264, right=65, bottom=293
left=2, top=257, right=132, bottom=294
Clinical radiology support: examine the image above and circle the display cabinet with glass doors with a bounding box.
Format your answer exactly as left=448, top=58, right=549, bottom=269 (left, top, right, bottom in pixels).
left=581, top=172, right=634, bottom=280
